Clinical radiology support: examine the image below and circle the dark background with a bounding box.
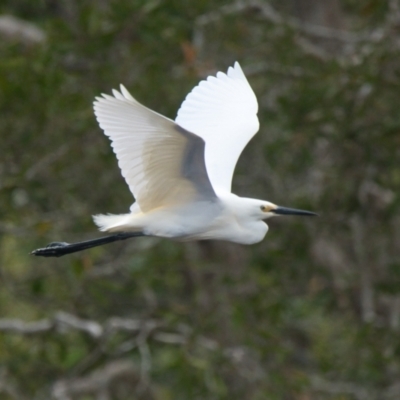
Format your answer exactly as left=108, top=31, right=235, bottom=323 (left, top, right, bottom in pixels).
left=0, top=0, right=399, bottom=399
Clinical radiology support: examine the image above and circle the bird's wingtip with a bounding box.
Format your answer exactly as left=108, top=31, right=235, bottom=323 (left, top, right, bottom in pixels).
left=119, top=84, right=137, bottom=102
left=227, top=61, right=246, bottom=80
left=112, top=88, right=125, bottom=100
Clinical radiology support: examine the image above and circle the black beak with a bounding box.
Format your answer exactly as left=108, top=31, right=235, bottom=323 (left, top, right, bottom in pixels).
left=272, top=206, right=318, bottom=217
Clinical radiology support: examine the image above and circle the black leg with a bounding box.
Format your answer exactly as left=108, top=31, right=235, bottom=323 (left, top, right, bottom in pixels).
left=31, top=232, right=145, bottom=257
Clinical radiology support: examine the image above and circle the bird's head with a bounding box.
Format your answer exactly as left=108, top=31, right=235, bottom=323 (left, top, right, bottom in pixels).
left=258, top=201, right=317, bottom=220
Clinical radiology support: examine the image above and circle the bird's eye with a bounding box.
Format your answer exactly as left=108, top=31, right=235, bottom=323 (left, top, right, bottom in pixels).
left=261, top=205, right=275, bottom=212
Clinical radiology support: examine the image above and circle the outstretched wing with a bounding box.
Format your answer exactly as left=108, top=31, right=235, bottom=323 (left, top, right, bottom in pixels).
left=175, top=62, right=259, bottom=194
left=93, top=87, right=216, bottom=213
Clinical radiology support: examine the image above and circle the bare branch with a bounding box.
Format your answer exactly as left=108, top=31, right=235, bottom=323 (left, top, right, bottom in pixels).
left=0, top=313, right=268, bottom=397
left=0, top=318, right=52, bottom=334
left=0, top=15, right=46, bottom=45
left=310, top=374, right=375, bottom=400
left=194, top=0, right=367, bottom=48
left=0, top=312, right=167, bottom=335
left=52, top=359, right=141, bottom=400
left=105, top=316, right=162, bottom=333
left=153, top=332, right=186, bottom=345
left=254, top=2, right=364, bottom=42
left=0, top=313, right=104, bottom=338
left=54, top=312, right=104, bottom=338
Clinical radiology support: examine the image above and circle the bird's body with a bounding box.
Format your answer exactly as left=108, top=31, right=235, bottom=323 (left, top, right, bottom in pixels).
left=94, top=194, right=269, bottom=244
left=32, top=62, right=316, bottom=257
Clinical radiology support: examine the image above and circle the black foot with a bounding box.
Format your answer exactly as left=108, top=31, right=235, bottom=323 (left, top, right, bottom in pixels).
left=31, top=242, right=72, bottom=257
left=31, top=232, right=145, bottom=258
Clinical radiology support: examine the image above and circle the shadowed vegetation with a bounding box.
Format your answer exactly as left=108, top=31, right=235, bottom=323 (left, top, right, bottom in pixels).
left=0, top=0, right=399, bottom=399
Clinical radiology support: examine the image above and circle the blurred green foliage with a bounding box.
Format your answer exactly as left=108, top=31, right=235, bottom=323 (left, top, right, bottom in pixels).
left=0, top=0, right=399, bottom=399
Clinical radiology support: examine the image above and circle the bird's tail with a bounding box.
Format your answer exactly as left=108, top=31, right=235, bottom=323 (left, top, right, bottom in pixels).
left=93, top=213, right=134, bottom=232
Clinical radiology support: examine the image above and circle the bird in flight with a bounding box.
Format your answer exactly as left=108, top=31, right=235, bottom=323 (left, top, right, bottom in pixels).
left=32, top=62, right=316, bottom=257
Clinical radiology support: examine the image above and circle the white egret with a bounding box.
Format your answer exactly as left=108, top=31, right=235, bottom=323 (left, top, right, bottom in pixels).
left=32, top=62, right=316, bottom=257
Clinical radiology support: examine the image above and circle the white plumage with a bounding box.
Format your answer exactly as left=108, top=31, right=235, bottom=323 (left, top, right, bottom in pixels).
left=176, top=62, right=259, bottom=192
left=92, top=62, right=315, bottom=244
